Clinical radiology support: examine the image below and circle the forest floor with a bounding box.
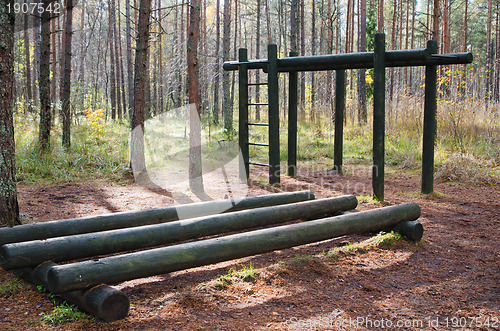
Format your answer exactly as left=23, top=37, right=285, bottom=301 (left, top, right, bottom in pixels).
left=0, top=166, right=499, bottom=330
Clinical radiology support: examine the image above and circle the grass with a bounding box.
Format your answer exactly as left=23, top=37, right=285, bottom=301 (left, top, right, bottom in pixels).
left=39, top=302, right=87, bottom=326
left=11, top=93, right=499, bottom=186
left=323, top=231, right=404, bottom=259
left=0, top=277, right=23, bottom=298
left=15, top=112, right=130, bottom=184
left=215, top=263, right=257, bottom=289
left=250, top=95, right=499, bottom=185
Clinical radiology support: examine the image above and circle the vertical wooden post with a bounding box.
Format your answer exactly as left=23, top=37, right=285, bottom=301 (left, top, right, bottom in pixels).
left=422, top=40, right=438, bottom=194
left=334, top=69, right=345, bottom=174
left=268, top=44, right=280, bottom=184
left=373, top=33, right=386, bottom=201
left=238, top=49, right=249, bottom=181
left=288, top=51, right=298, bottom=177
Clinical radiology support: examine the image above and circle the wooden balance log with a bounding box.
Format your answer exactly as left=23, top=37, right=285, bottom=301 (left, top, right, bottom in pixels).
left=46, top=202, right=421, bottom=294
left=1, top=195, right=358, bottom=270
left=0, top=190, right=315, bottom=247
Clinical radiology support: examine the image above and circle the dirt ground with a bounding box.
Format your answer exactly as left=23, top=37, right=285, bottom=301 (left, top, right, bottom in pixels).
left=0, top=167, right=499, bottom=330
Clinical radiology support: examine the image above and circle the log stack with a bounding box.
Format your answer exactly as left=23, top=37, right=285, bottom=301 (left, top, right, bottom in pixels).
left=0, top=191, right=423, bottom=322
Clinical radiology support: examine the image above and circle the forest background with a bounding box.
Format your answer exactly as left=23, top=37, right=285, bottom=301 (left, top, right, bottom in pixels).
left=0, top=0, right=499, bottom=227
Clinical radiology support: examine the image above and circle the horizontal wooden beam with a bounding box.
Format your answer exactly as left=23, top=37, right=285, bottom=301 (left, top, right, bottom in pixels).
left=1, top=196, right=357, bottom=270
left=47, top=203, right=421, bottom=293
left=0, top=191, right=315, bottom=246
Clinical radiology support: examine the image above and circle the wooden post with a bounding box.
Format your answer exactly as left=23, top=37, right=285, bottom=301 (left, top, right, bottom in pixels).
left=334, top=70, right=345, bottom=174
left=422, top=40, right=438, bottom=194
left=288, top=51, right=298, bottom=177
left=373, top=33, right=386, bottom=201
left=238, top=48, right=249, bottom=181
left=268, top=44, right=280, bottom=184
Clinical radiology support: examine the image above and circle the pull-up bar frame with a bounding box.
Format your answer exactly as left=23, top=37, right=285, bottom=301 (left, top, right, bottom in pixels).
left=224, top=33, right=472, bottom=200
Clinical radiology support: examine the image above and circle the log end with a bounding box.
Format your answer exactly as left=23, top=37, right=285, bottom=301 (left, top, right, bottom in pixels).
left=84, top=285, right=130, bottom=322
left=392, top=220, right=424, bottom=242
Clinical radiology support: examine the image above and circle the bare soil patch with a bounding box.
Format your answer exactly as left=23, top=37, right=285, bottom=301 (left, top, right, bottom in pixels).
left=1, top=169, right=499, bottom=330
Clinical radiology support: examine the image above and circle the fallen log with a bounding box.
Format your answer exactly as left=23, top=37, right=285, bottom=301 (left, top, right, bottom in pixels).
left=15, top=262, right=129, bottom=322
left=1, top=196, right=357, bottom=270
left=47, top=203, right=421, bottom=293
left=0, top=190, right=314, bottom=246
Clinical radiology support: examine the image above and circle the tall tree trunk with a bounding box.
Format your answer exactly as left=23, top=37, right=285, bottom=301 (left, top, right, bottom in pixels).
left=389, top=0, right=397, bottom=100
left=126, top=0, right=134, bottom=118
left=58, top=6, right=65, bottom=106
left=310, top=0, right=316, bottom=120
left=404, top=0, right=409, bottom=92
left=111, top=0, right=123, bottom=120
left=255, top=0, right=261, bottom=121
left=212, top=0, right=220, bottom=123
left=432, top=0, right=439, bottom=42
left=0, top=0, right=20, bottom=227
left=23, top=5, right=33, bottom=113
left=50, top=11, right=57, bottom=105
left=33, top=0, right=41, bottom=107
left=79, top=1, right=85, bottom=83
left=358, top=0, right=367, bottom=124
left=109, top=0, right=117, bottom=120
left=131, top=0, right=151, bottom=179
left=177, top=1, right=184, bottom=108
left=61, top=0, right=74, bottom=148
left=441, top=0, right=450, bottom=95
left=290, top=0, right=298, bottom=52
left=494, top=3, right=499, bottom=101
left=265, top=0, right=271, bottom=44
left=157, top=0, right=163, bottom=113
left=409, top=0, right=416, bottom=92
left=486, top=0, right=493, bottom=102
left=38, top=0, right=52, bottom=153
left=118, top=0, right=128, bottom=116
left=426, top=0, right=431, bottom=40
left=78, top=1, right=86, bottom=110
left=222, top=0, right=232, bottom=133
left=346, top=0, right=352, bottom=53
left=110, top=0, right=122, bottom=119
left=463, top=0, right=467, bottom=54
left=299, top=0, right=305, bottom=115
left=188, top=0, right=203, bottom=192
left=378, top=0, right=384, bottom=32
left=326, top=0, right=332, bottom=110
left=229, top=0, right=238, bottom=110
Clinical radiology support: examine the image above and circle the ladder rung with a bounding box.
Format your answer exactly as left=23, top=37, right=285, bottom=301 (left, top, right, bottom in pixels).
left=247, top=103, right=268, bottom=106
left=248, top=162, right=271, bottom=167
left=247, top=123, right=269, bottom=127
left=247, top=82, right=268, bottom=86
left=247, top=142, right=269, bottom=147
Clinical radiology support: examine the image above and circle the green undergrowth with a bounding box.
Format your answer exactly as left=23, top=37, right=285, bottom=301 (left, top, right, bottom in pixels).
left=323, top=231, right=405, bottom=259
left=0, top=277, right=23, bottom=298
left=15, top=112, right=130, bottom=184
left=39, top=302, right=87, bottom=326
left=215, top=263, right=257, bottom=289
left=247, top=106, right=499, bottom=185
left=36, top=285, right=93, bottom=326
left=12, top=96, right=499, bottom=186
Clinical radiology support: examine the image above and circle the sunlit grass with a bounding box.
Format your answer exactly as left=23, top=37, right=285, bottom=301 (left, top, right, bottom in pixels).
left=13, top=94, right=499, bottom=185
left=14, top=112, right=130, bottom=184
left=246, top=96, right=499, bottom=184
